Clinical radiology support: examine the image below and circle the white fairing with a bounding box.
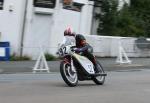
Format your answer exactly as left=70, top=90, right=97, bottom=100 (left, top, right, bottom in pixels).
left=73, top=53, right=95, bottom=74
left=58, top=36, right=75, bottom=56
left=60, top=36, right=76, bottom=47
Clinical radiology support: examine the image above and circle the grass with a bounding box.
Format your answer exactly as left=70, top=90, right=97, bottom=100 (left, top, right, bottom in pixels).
left=10, top=53, right=31, bottom=61
left=44, top=53, right=58, bottom=61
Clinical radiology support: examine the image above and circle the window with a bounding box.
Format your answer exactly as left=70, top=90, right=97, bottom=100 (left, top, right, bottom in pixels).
left=0, top=0, right=4, bottom=10
left=34, top=0, right=56, bottom=8
left=72, top=2, right=83, bottom=12
left=63, top=0, right=83, bottom=12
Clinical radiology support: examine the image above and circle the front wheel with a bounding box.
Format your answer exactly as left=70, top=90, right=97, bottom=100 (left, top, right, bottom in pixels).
left=92, top=61, right=106, bottom=85
left=60, top=61, right=78, bottom=87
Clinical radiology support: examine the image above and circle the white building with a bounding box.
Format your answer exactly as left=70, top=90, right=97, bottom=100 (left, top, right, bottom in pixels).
left=0, top=0, right=94, bottom=58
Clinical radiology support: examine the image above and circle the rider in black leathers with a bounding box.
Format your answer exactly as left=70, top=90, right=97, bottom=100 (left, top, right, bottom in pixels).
left=73, top=34, right=100, bottom=73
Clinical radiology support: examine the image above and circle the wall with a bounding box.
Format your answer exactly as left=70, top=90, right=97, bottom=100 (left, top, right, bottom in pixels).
left=0, top=0, right=26, bottom=54
left=22, top=0, right=54, bottom=59
left=85, top=35, right=150, bottom=57
left=0, top=0, right=94, bottom=59
left=22, top=0, right=94, bottom=58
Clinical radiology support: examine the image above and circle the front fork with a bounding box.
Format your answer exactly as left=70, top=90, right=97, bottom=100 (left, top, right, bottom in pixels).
left=71, top=57, right=76, bottom=73
left=63, top=56, right=76, bottom=73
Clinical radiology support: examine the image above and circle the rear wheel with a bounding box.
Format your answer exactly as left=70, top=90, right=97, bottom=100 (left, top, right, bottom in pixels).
left=60, top=61, right=78, bottom=87
left=92, top=61, right=106, bottom=85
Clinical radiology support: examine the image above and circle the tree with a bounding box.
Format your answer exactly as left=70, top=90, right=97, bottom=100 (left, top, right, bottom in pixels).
left=95, top=0, right=150, bottom=37
left=96, top=0, right=118, bottom=36
left=130, top=0, right=150, bottom=37
left=114, top=3, right=145, bottom=37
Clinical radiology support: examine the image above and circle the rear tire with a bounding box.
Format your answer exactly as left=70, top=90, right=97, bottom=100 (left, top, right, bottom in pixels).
left=60, top=61, right=78, bottom=87
left=92, top=61, right=106, bottom=85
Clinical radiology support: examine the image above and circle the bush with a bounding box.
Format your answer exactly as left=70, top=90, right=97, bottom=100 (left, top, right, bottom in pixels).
left=10, top=53, right=31, bottom=61
left=44, top=53, right=57, bottom=61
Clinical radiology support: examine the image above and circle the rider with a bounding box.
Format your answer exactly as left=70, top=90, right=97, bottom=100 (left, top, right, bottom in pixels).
left=60, top=28, right=99, bottom=73
left=73, top=34, right=100, bottom=73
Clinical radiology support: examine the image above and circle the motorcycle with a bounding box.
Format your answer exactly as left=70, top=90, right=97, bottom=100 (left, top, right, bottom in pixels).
left=58, top=45, right=107, bottom=87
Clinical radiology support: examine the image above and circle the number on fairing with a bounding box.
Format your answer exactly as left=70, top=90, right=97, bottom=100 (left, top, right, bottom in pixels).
left=88, top=64, right=93, bottom=72
left=60, top=47, right=67, bottom=56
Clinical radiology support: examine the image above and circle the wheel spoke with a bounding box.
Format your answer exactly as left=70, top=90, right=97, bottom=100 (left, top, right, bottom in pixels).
left=64, top=64, right=77, bottom=84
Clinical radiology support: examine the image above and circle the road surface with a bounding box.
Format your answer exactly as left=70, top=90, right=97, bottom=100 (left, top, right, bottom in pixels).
left=0, top=69, right=150, bottom=103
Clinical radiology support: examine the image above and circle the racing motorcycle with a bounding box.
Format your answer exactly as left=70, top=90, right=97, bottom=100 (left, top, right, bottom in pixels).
left=58, top=45, right=107, bottom=87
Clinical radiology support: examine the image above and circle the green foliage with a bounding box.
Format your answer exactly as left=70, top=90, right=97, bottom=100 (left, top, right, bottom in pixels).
left=44, top=53, right=57, bottom=61
left=96, top=0, right=150, bottom=37
left=130, top=0, right=150, bottom=37
left=10, top=53, right=31, bottom=61
left=114, top=3, right=145, bottom=37
left=97, top=0, right=118, bottom=36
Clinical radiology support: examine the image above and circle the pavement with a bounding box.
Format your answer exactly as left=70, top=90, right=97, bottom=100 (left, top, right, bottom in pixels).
left=0, top=57, right=150, bottom=74
left=0, top=70, right=150, bottom=103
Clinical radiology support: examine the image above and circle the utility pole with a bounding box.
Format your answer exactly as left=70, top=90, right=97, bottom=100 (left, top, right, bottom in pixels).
left=20, top=0, right=28, bottom=57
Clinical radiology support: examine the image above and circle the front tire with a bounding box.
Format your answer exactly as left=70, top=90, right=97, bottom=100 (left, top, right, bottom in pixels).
left=60, top=61, right=78, bottom=87
left=92, top=61, right=106, bottom=85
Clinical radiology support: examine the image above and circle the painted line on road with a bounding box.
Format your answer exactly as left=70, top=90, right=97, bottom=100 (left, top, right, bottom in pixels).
left=115, top=64, right=143, bottom=67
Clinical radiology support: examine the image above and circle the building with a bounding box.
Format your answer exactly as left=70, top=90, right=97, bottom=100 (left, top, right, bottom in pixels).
left=0, top=0, right=94, bottom=58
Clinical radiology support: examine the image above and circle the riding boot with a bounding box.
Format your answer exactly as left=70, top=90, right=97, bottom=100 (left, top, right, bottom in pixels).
left=94, top=64, right=100, bottom=73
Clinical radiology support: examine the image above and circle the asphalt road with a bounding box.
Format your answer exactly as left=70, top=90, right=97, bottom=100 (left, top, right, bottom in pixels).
left=0, top=69, right=150, bottom=103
